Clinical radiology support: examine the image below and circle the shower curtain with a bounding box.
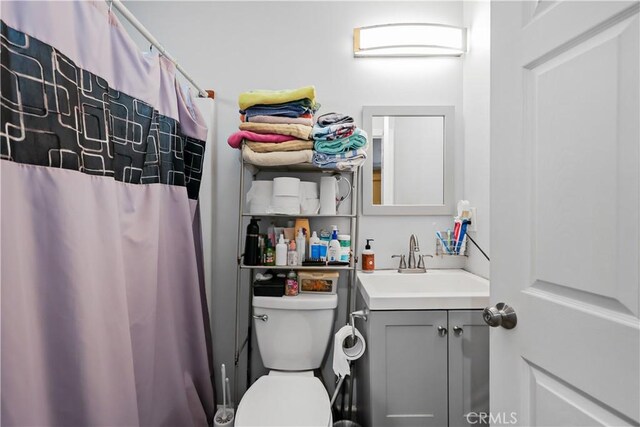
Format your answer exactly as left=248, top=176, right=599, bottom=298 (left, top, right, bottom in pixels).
left=1, top=2, right=215, bottom=426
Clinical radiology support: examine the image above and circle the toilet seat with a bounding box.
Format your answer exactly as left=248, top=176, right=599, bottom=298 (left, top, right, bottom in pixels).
left=235, top=372, right=332, bottom=427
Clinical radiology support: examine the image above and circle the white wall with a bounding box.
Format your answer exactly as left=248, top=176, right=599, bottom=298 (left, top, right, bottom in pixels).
left=122, top=0, right=473, bottom=401
left=462, top=0, right=491, bottom=279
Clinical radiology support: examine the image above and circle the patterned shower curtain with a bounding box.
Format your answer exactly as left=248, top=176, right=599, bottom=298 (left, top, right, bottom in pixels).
left=1, top=1, right=215, bottom=426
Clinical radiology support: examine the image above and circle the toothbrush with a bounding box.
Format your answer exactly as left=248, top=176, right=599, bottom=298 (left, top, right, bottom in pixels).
left=453, top=220, right=461, bottom=248
left=436, top=231, right=452, bottom=254
left=456, top=220, right=469, bottom=254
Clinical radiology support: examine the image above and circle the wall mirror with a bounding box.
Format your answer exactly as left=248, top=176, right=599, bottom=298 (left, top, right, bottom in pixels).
left=362, top=106, right=454, bottom=215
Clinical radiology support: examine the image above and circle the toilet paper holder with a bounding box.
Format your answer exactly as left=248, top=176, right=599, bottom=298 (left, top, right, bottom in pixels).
left=346, top=309, right=368, bottom=348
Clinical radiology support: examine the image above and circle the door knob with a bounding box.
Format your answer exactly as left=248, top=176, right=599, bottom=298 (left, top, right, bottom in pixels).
left=437, top=326, right=448, bottom=336
left=483, top=302, right=517, bottom=329
left=453, top=326, right=463, bottom=336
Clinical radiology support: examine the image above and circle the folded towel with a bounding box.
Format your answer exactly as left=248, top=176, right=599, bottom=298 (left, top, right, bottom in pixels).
left=241, top=99, right=318, bottom=119
left=312, top=122, right=356, bottom=141
left=239, top=86, right=316, bottom=110
left=245, top=115, right=314, bottom=126
left=228, top=130, right=295, bottom=149
left=316, top=112, right=354, bottom=127
left=312, top=148, right=368, bottom=171
left=239, top=122, right=313, bottom=140
left=314, top=128, right=368, bottom=154
left=242, top=145, right=313, bottom=166
left=246, top=140, right=314, bottom=153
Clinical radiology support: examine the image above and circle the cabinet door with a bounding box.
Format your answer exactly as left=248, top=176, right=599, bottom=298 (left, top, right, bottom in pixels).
left=448, top=310, right=490, bottom=426
left=369, top=310, right=448, bottom=427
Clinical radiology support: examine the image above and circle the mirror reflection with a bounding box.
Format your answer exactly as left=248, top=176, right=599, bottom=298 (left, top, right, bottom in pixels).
left=371, top=116, right=445, bottom=205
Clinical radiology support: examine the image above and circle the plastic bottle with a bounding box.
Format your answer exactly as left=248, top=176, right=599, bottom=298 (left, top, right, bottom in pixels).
left=264, top=240, right=275, bottom=266
left=275, top=234, right=287, bottom=266
left=362, top=239, right=375, bottom=273
left=287, top=239, right=299, bottom=266
left=244, top=218, right=260, bottom=266
left=285, top=270, right=299, bottom=296
left=309, top=231, right=321, bottom=261
left=338, top=234, right=351, bottom=263
left=327, top=226, right=341, bottom=262
left=296, top=228, right=306, bottom=265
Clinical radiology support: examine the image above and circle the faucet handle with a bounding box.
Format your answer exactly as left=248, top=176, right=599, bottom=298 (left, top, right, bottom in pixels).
left=417, top=254, right=433, bottom=270
left=392, top=254, right=407, bottom=269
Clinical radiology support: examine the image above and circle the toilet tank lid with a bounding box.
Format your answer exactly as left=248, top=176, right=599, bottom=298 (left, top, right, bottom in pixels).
left=253, top=294, right=338, bottom=310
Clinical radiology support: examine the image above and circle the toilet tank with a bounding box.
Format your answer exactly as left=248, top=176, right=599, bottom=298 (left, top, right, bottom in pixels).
left=252, top=294, right=338, bottom=371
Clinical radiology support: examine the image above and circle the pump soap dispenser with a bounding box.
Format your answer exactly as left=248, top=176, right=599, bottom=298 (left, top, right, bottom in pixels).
left=362, top=239, right=375, bottom=273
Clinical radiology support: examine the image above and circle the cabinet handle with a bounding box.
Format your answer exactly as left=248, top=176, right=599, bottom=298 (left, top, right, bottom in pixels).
left=453, top=326, right=463, bottom=336
left=437, top=326, right=448, bottom=337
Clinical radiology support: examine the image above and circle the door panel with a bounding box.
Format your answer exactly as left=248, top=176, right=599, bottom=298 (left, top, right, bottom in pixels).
left=527, top=362, right=633, bottom=426
left=448, top=310, right=489, bottom=427
left=369, top=310, right=448, bottom=427
left=491, top=1, right=639, bottom=425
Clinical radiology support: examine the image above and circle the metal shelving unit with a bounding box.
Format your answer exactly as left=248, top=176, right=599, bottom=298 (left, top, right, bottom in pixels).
left=232, top=155, right=360, bottom=405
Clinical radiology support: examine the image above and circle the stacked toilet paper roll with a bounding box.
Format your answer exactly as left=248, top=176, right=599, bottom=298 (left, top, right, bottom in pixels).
left=269, top=177, right=300, bottom=215
left=299, top=181, right=320, bottom=214
left=246, top=181, right=273, bottom=214
left=320, top=176, right=337, bottom=215
left=333, top=325, right=366, bottom=379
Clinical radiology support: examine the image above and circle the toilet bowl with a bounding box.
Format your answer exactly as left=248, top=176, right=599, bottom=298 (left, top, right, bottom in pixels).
left=235, top=294, right=338, bottom=427
left=235, top=371, right=332, bottom=426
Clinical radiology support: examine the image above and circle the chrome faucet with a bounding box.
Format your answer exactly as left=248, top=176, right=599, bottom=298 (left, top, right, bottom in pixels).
left=392, top=234, right=433, bottom=273
left=408, top=234, right=419, bottom=269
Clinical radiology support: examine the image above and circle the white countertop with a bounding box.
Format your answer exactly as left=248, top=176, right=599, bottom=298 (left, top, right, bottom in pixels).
left=357, top=269, right=489, bottom=310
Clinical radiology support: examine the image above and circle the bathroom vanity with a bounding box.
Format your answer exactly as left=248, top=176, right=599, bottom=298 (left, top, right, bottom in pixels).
left=355, top=269, right=490, bottom=427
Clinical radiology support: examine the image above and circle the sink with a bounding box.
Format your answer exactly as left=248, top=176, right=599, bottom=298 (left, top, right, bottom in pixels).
left=357, top=269, right=489, bottom=310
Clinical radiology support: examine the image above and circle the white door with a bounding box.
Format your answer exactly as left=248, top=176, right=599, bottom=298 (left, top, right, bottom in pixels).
left=490, top=1, right=639, bottom=425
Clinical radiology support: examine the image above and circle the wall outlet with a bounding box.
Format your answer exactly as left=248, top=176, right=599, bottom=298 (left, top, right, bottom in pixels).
left=469, top=207, right=477, bottom=232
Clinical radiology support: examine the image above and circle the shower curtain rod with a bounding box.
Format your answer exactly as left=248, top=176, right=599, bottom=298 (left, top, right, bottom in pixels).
left=108, top=0, right=215, bottom=100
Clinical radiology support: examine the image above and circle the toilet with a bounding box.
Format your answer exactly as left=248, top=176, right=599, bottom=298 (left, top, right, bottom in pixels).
left=235, top=293, right=338, bottom=427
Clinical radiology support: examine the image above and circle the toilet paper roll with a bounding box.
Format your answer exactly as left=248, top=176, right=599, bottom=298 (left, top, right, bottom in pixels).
left=300, top=181, right=319, bottom=199
left=333, top=325, right=366, bottom=379
left=320, top=176, right=337, bottom=215
left=246, top=181, right=273, bottom=214
left=300, top=198, right=320, bottom=215
left=273, top=177, right=300, bottom=197
left=269, top=195, right=300, bottom=215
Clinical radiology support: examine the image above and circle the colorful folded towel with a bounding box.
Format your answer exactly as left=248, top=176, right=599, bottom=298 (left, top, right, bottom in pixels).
left=314, top=128, right=368, bottom=154
left=239, top=122, right=313, bottom=140
left=241, top=99, right=317, bottom=119
left=245, top=140, right=314, bottom=153
left=245, top=115, right=314, bottom=126
left=312, top=122, right=356, bottom=141
left=312, top=148, right=368, bottom=171
left=316, top=112, right=354, bottom=127
left=242, top=145, right=313, bottom=167
left=228, top=130, right=295, bottom=149
left=239, top=86, right=316, bottom=110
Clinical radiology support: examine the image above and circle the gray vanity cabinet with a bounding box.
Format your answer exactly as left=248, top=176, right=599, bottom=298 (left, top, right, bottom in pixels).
left=448, top=310, right=490, bottom=427
left=360, top=310, right=449, bottom=427
left=355, top=308, right=489, bottom=427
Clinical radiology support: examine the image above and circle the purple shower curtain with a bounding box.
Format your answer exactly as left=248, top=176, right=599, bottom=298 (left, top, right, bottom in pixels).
left=1, top=2, right=215, bottom=426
